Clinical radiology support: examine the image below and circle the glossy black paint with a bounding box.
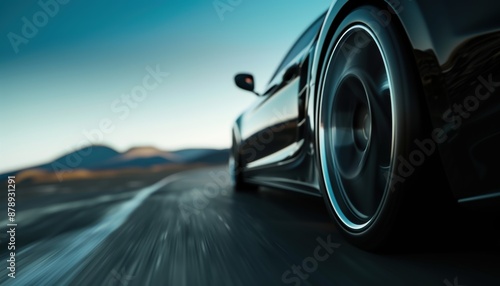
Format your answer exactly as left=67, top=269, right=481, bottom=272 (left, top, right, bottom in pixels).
left=232, top=0, right=500, bottom=205
left=234, top=73, right=257, bottom=94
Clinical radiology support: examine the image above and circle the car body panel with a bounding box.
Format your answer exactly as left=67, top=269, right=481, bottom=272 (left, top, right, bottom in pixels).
left=234, top=0, right=500, bottom=205
left=239, top=78, right=300, bottom=166
left=383, top=0, right=500, bottom=201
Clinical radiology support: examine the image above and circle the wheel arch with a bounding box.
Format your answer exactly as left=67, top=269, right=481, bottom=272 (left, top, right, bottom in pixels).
left=310, top=0, right=449, bottom=196
left=312, top=0, right=437, bottom=93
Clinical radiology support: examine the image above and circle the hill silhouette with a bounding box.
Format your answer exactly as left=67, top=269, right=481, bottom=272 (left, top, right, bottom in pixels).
left=0, top=145, right=229, bottom=182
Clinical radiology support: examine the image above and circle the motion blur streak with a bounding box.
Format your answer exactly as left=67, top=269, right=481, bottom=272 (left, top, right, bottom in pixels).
left=0, top=167, right=498, bottom=285
left=0, top=173, right=186, bottom=285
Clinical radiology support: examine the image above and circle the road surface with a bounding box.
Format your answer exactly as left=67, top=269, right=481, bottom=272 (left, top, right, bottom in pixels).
left=1, top=166, right=499, bottom=285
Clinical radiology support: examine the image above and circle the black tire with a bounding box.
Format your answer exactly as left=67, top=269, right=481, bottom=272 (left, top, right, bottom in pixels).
left=230, top=140, right=258, bottom=192
left=316, top=5, right=449, bottom=251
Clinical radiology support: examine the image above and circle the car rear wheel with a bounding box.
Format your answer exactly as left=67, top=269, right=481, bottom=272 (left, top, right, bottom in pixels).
left=317, top=6, right=441, bottom=250
left=230, top=138, right=258, bottom=192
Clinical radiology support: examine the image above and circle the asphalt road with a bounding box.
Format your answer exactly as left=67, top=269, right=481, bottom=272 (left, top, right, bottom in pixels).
left=1, top=166, right=499, bottom=286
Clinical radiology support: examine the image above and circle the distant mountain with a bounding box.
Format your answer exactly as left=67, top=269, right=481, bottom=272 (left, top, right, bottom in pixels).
left=1, top=145, right=121, bottom=176
left=39, top=145, right=121, bottom=171
left=94, top=156, right=176, bottom=170
left=122, top=146, right=182, bottom=161
left=0, top=145, right=229, bottom=181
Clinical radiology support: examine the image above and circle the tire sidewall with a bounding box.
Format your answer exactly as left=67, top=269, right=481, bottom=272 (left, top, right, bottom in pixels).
left=316, top=5, right=425, bottom=249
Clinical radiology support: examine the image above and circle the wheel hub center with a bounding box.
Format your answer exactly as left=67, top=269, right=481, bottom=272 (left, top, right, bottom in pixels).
left=353, top=103, right=371, bottom=151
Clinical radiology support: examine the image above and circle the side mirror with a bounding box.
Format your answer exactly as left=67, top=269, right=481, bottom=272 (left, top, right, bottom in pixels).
left=235, top=73, right=259, bottom=96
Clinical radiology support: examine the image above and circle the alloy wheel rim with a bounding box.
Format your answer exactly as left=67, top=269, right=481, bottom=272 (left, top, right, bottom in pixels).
left=319, top=25, right=395, bottom=230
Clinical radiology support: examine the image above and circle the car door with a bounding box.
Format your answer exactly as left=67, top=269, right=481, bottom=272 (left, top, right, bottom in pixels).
left=239, top=15, right=325, bottom=167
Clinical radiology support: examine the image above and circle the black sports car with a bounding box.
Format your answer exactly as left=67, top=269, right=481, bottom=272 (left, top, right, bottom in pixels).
left=230, top=0, right=500, bottom=250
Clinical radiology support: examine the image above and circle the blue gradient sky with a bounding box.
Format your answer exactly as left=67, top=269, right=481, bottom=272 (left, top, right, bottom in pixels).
left=1, top=0, right=330, bottom=173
